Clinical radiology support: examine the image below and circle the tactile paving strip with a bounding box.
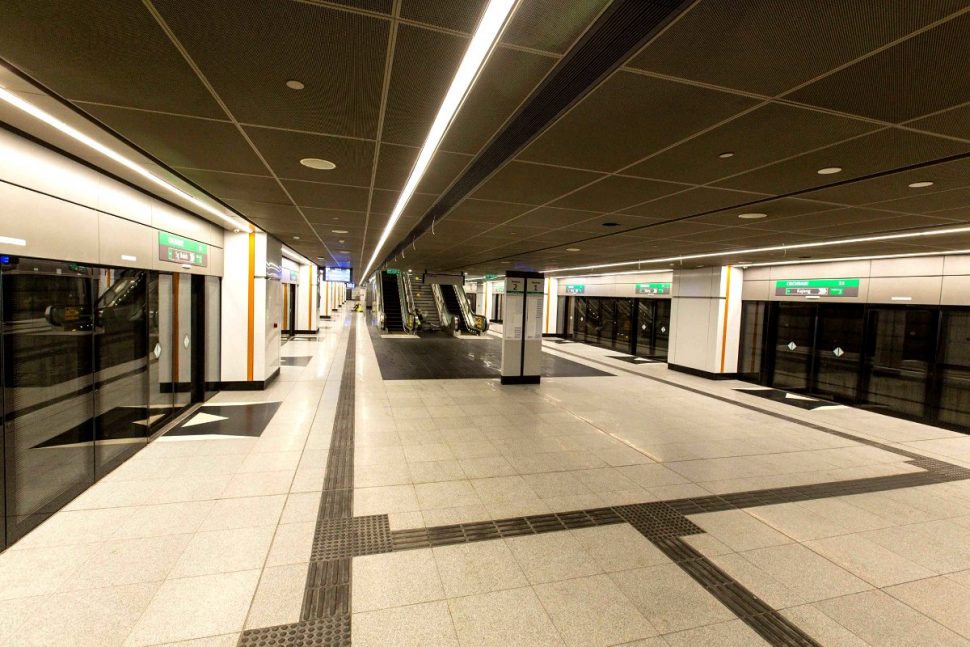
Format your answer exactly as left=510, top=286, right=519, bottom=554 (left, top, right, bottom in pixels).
left=312, top=515, right=392, bottom=560
left=237, top=614, right=350, bottom=647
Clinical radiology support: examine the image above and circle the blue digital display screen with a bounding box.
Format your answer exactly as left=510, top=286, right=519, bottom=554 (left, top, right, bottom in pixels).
left=325, top=267, right=352, bottom=282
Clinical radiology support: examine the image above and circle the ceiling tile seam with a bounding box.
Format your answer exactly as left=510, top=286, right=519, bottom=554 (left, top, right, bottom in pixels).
left=0, top=55, right=255, bottom=232
left=141, top=0, right=341, bottom=265
left=381, top=0, right=619, bottom=258
left=359, top=0, right=402, bottom=268
left=383, top=0, right=703, bottom=267
left=771, top=5, right=970, bottom=102
left=72, top=99, right=234, bottom=124
left=443, top=147, right=970, bottom=270
left=898, top=97, right=970, bottom=128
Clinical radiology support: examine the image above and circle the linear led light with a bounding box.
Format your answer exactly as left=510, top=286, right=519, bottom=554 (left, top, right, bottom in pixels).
left=360, top=0, right=518, bottom=281
left=541, top=225, right=970, bottom=275
left=0, top=236, right=27, bottom=246
left=737, top=248, right=970, bottom=268
left=0, top=86, right=253, bottom=233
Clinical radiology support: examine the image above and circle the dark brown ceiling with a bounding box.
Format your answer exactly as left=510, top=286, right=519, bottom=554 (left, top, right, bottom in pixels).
left=3, top=1, right=970, bottom=277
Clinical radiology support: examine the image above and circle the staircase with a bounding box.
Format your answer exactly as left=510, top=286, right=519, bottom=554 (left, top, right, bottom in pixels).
left=380, top=271, right=405, bottom=332
left=410, top=274, right=442, bottom=330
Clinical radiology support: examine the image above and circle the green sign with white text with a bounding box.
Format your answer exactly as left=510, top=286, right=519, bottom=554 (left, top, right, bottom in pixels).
left=158, top=232, right=208, bottom=267
left=775, top=278, right=860, bottom=297
left=636, top=282, right=671, bottom=295
left=565, top=284, right=585, bottom=294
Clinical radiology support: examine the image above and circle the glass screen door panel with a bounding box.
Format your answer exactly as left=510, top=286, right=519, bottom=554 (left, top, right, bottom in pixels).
left=615, top=299, right=633, bottom=352
left=939, top=310, right=970, bottom=428
left=584, top=297, right=602, bottom=344
left=738, top=301, right=768, bottom=381
left=174, top=273, right=192, bottom=410
left=93, top=269, right=149, bottom=476
left=149, top=274, right=176, bottom=432
left=572, top=297, right=586, bottom=341
left=635, top=300, right=655, bottom=359
left=654, top=300, right=670, bottom=360
left=813, top=304, right=865, bottom=401
left=771, top=303, right=815, bottom=391
left=863, top=308, right=934, bottom=417
left=1, top=260, right=96, bottom=543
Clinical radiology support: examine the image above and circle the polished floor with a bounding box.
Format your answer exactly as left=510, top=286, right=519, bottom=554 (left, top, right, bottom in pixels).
left=4, top=307, right=970, bottom=645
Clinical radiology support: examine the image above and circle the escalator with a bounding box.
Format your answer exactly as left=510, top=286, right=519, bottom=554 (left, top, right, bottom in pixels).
left=380, top=271, right=405, bottom=332
left=409, top=274, right=442, bottom=330
left=439, top=284, right=487, bottom=335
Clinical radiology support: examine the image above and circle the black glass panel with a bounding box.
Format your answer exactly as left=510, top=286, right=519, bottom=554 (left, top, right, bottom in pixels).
left=584, top=297, right=602, bottom=343
left=148, top=274, right=176, bottom=431
left=174, top=273, right=192, bottom=409
left=571, top=297, right=586, bottom=341
left=771, top=303, right=815, bottom=391
left=654, top=299, right=670, bottom=359
left=738, top=301, right=768, bottom=381
left=939, top=310, right=970, bottom=428
left=814, top=304, right=864, bottom=401
left=2, top=259, right=96, bottom=543
left=635, top=300, right=654, bottom=359
left=615, top=299, right=633, bottom=353
left=863, top=308, right=934, bottom=417
left=94, top=269, right=149, bottom=476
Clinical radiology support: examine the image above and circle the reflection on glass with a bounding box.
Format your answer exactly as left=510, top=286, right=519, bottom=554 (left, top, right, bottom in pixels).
left=94, top=269, right=149, bottom=475
left=571, top=297, right=586, bottom=342
left=174, top=273, right=192, bottom=409
left=2, top=259, right=96, bottom=542
left=654, top=300, right=670, bottom=359
left=863, top=308, right=934, bottom=417
left=615, top=299, right=632, bottom=352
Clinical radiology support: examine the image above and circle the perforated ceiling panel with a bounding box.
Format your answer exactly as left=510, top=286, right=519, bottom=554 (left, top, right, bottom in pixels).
left=3, top=0, right=970, bottom=274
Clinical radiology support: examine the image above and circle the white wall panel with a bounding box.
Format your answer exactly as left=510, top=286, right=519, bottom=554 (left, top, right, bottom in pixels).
left=0, top=181, right=99, bottom=262
left=941, top=275, right=970, bottom=305
left=97, top=212, right=154, bottom=268
left=867, top=276, right=942, bottom=304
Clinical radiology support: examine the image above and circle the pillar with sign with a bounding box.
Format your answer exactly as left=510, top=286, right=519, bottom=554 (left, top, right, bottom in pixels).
left=500, top=270, right=544, bottom=385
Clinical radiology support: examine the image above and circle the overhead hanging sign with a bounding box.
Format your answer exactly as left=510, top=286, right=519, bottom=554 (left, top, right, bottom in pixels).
left=158, top=232, right=208, bottom=267
left=775, top=279, right=860, bottom=297
left=636, top=282, right=671, bottom=295
left=565, top=284, right=585, bottom=294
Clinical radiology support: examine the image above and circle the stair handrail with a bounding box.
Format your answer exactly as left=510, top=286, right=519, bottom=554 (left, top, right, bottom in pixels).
left=401, top=271, right=418, bottom=333
left=395, top=272, right=413, bottom=333
left=430, top=283, right=456, bottom=335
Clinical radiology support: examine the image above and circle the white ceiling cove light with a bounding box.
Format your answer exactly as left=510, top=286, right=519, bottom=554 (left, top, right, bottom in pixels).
left=0, top=236, right=27, bottom=246
left=817, top=166, right=843, bottom=175
left=737, top=213, right=767, bottom=219
left=908, top=181, right=934, bottom=188
left=360, top=0, right=519, bottom=280
left=0, top=87, right=253, bottom=233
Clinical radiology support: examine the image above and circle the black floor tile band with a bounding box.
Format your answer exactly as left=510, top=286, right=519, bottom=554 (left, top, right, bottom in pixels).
left=238, top=319, right=357, bottom=647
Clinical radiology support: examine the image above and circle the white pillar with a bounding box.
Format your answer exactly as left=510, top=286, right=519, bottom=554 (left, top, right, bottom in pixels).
left=220, top=232, right=282, bottom=387
left=668, top=265, right=743, bottom=378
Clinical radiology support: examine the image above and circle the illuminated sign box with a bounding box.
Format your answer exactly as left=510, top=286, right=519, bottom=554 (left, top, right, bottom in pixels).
left=158, top=231, right=208, bottom=267
left=775, top=279, right=860, bottom=297
left=635, top=282, right=670, bottom=295
left=326, top=267, right=352, bottom=282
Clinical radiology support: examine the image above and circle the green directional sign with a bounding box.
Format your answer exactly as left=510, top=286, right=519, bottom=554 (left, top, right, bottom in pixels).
left=385, top=268, right=400, bottom=275
left=158, top=232, right=208, bottom=267
left=775, top=278, right=860, bottom=297
left=484, top=273, right=499, bottom=280
left=636, top=282, right=671, bottom=295
left=565, top=284, right=585, bottom=294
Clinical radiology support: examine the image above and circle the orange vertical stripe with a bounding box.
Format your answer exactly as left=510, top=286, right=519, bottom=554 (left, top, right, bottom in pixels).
left=247, top=233, right=255, bottom=381
left=308, top=271, right=313, bottom=329
left=719, top=265, right=732, bottom=373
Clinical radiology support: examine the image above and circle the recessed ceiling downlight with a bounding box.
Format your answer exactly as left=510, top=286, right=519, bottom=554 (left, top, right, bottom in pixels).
left=718, top=152, right=735, bottom=159
left=300, top=158, right=336, bottom=170
left=285, top=80, right=305, bottom=90
left=908, top=181, right=934, bottom=188
left=737, top=212, right=767, bottom=220
left=817, top=167, right=842, bottom=175
left=602, top=222, right=620, bottom=227
left=566, top=247, right=581, bottom=252
left=332, top=229, right=348, bottom=234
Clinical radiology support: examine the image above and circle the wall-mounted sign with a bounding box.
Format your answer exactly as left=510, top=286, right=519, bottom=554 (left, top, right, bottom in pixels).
left=565, top=284, right=585, bottom=294
left=775, top=279, right=860, bottom=297
left=484, top=273, right=499, bottom=280
left=386, top=268, right=400, bottom=275
left=158, top=232, right=208, bottom=267
left=493, top=282, right=505, bottom=294
left=636, top=282, right=671, bottom=295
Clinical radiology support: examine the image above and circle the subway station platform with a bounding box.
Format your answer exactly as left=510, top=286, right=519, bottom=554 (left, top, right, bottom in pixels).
left=4, top=305, right=970, bottom=646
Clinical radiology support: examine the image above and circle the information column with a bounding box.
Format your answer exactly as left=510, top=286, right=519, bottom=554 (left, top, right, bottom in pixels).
left=500, top=270, right=544, bottom=385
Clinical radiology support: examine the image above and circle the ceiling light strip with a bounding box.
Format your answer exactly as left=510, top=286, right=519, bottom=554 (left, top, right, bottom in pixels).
left=360, top=0, right=518, bottom=280
left=540, top=224, right=970, bottom=274
left=0, top=86, right=253, bottom=232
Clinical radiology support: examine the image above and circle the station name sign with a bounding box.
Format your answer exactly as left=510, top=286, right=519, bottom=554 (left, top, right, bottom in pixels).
left=635, top=282, right=671, bottom=295
left=775, top=278, right=859, bottom=297
left=158, top=232, right=208, bottom=267
left=565, top=284, right=585, bottom=294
